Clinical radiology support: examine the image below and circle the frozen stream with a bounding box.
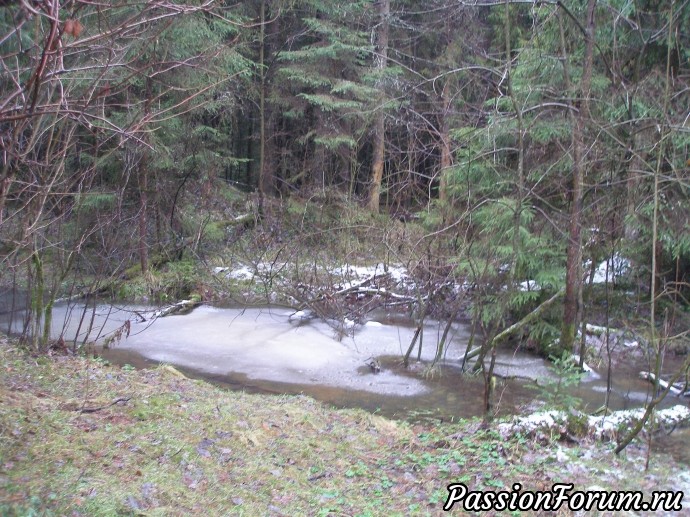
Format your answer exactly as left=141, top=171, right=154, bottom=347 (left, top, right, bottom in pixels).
left=2, top=302, right=683, bottom=424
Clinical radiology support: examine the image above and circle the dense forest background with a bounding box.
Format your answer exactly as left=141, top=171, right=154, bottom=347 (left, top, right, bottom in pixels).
left=1, top=0, right=689, bottom=361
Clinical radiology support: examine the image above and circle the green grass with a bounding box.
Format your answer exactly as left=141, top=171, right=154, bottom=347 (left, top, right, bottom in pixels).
left=0, top=340, right=687, bottom=516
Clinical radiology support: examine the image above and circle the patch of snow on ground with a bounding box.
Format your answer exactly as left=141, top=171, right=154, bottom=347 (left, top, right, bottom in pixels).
left=518, top=279, right=540, bottom=292
left=585, top=406, right=690, bottom=440
left=516, top=254, right=631, bottom=292
left=221, top=262, right=413, bottom=287
left=589, top=254, right=631, bottom=284
left=332, top=263, right=410, bottom=283
left=288, top=310, right=313, bottom=322
left=225, top=265, right=255, bottom=280
left=499, top=405, right=690, bottom=440
left=387, top=265, right=411, bottom=283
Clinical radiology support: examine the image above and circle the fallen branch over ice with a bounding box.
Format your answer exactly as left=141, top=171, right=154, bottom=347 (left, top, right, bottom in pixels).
left=584, top=323, right=614, bottom=336
left=151, top=299, right=202, bottom=319
left=337, top=286, right=420, bottom=302
left=640, top=371, right=690, bottom=397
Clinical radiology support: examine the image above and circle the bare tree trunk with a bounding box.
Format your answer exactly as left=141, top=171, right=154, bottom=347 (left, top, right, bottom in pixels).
left=30, top=250, right=44, bottom=352
left=438, top=81, right=453, bottom=204
left=138, top=162, right=149, bottom=274
left=367, top=0, right=390, bottom=213
left=258, top=0, right=274, bottom=204
left=136, top=138, right=149, bottom=275
left=561, top=0, right=596, bottom=353
left=562, top=126, right=585, bottom=352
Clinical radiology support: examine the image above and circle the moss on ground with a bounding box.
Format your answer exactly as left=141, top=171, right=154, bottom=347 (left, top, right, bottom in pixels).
left=0, top=340, right=687, bottom=516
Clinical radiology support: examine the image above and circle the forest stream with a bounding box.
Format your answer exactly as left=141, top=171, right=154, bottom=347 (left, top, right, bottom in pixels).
left=3, top=302, right=687, bottom=422
left=2, top=300, right=689, bottom=465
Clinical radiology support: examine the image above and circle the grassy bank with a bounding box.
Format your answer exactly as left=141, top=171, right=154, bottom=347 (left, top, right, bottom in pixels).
left=0, top=340, right=687, bottom=516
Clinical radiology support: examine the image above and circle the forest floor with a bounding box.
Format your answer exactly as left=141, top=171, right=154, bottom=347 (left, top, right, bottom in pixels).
left=1, top=340, right=689, bottom=516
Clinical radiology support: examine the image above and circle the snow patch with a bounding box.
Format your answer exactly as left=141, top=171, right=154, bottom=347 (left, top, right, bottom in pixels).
left=518, top=279, right=541, bottom=292
left=498, top=405, right=690, bottom=440
left=332, top=263, right=412, bottom=287
left=218, top=262, right=413, bottom=287
left=288, top=310, right=313, bottom=322
left=588, top=255, right=631, bottom=284
left=516, top=254, right=632, bottom=293
left=225, top=265, right=256, bottom=280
